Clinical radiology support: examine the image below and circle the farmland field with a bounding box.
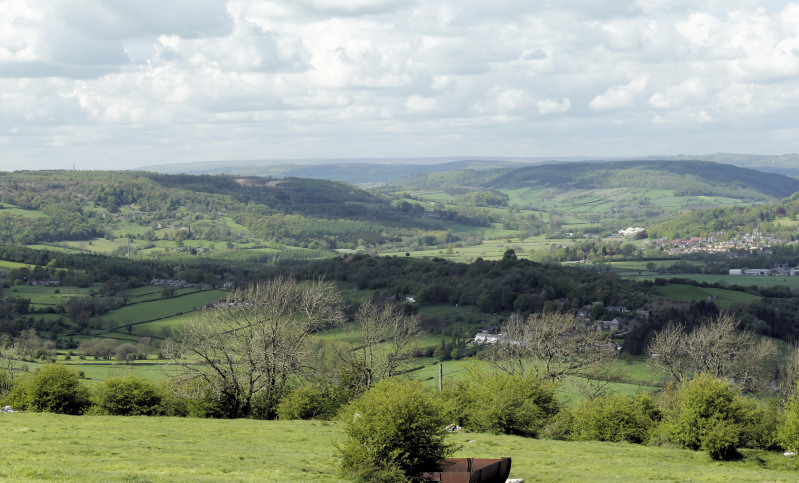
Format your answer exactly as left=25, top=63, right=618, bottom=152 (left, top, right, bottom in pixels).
left=640, top=273, right=799, bottom=290
left=656, top=284, right=761, bottom=307
left=99, top=290, right=227, bottom=327
left=384, top=236, right=577, bottom=261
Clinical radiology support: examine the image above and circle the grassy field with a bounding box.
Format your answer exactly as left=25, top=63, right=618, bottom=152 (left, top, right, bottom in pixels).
left=0, top=259, right=34, bottom=270
left=656, top=284, right=761, bottom=307
left=100, top=290, right=227, bottom=327
left=384, top=236, right=576, bottom=261
left=640, top=273, right=799, bottom=290
left=1, top=413, right=798, bottom=482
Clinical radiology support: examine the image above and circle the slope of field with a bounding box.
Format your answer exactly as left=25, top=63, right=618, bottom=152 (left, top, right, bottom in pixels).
left=1, top=413, right=797, bottom=482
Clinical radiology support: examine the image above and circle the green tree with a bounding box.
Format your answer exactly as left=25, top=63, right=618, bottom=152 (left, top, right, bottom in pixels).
left=340, top=379, right=458, bottom=480
left=669, top=374, right=759, bottom=460
left=447, top=370, right=559, bottom=436
left=8, top=364, right=90, bottom=415
left=570, top=393, right=660, bottom=443
left=94, top=376, right=162, bottom=416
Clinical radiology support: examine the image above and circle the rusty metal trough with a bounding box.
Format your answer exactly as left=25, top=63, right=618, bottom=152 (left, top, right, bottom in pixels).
left=416, top=457, right=512, bottom=483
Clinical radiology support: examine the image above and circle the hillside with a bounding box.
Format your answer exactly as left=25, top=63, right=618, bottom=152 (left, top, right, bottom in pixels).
left=0, top=170, right=488, bottom=256
left=137, top=153, right=799, bottom=184
left=136, top=158, right=529, bottom=187
left=396, top=160, right=799, bottom=200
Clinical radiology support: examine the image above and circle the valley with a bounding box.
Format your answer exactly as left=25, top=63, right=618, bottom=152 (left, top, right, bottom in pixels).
left=4, top=159, right=799, bottom=480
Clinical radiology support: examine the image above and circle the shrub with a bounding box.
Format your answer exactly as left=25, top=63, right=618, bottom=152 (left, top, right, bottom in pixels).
left=540, top=407, right=575, bottom=440
left=669, top=374, right=758, bottom=459
left=571, top=393, right=660, bottom=444
left=93, top=376, right=162, bottom=416
left=250, top=388, right=285, bottom=420
left=2, top=373, right=32, bottom=409
left=701, top=420, right=741, bottom=460
left=277, top=385, right=342, bottom=420
left=340, top=378, right=457, bottom=480
left=778, top=393, right=799, bottom=452
left=447, top=371, right=559, bottom=436
left=157, top=379, right=227, bottom=418
left=10, top=364, right=90, bottom=415
left=743, top=399, right=780, bottom=450
left=0, top=369, right=12, bottom=398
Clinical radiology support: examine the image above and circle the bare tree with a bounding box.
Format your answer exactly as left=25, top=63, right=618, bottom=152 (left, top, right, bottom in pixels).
left=780, top=344, right=799, bottom=397
left=647, top=322, right=690, bottom=382
left=0, top=340, right=19, bottom=393
left=163, top=277, right=343, bottom=418
left=648, top=312, right=777, bottom=392
left=335, top=299, right=420, bottom=394
left=489, top=311, right=616, bottom=385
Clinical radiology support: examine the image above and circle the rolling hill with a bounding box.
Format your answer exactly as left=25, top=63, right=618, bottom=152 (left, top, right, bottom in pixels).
left=396, top=160, right=799, bottom=201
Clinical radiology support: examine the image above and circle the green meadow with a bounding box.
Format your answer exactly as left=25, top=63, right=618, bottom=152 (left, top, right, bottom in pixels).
left=656, top=284, right=761, bottom=307
left=385, top=236, right=577, bottom=261
left=1, top=413, right=798, bottom=482
left=101, top=290, right=227, bottom=326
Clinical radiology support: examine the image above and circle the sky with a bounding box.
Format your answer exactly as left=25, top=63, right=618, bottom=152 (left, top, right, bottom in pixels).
left=1, top=0, right=799, bottom=171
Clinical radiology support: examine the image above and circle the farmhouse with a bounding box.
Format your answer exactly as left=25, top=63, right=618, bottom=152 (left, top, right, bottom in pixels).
left=600, top=317, right=629, bottom=331
left=618, top=227, right=645, bottom=238
left=473, top=325, right=507, bottom=345
left=473, top=332, right=503, bottom=344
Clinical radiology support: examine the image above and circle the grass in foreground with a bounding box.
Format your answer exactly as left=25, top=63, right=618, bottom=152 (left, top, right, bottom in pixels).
left=2, top=413, right=799, bottom=482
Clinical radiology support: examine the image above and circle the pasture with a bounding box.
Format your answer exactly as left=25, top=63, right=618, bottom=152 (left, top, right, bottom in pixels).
left=642, top=273, right=799, bottom=290
left=385, top=236, right=576, bottom=261
left=100, top=290, right=227, bottom=326
left=1, top=413, right=797, bottom=482
left=655, top=284, right=761, bottom=307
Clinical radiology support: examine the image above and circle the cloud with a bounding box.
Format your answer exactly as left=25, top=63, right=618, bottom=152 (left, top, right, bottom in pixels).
left=2, top=0, right=799, bottom=170
left=50, top=0, right=234, bottom=40
left=537, top=98, right=571, bottom=115
left=589, top=78, right=648, bottom=111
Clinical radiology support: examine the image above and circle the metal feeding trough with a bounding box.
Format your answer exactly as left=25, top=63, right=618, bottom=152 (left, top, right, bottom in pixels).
left=416, top=457, right=512, bottom=483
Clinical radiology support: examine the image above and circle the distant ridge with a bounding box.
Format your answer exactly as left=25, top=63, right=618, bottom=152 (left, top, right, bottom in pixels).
left=135, top=153, right=799, bottom=186
left=394, top=160, right=799, bottom=201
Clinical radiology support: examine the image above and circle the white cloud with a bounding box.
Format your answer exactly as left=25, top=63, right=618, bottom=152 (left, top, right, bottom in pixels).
left=537, top=98, right=571, bottom=115
left=2, top=0, right=799, bottom=170
left=589, top=78, right=648, bottom=111
left=405, top=95, right=437, bottom=114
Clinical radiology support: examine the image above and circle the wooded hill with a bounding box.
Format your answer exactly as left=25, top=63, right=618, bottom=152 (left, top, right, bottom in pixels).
left=646, top=190, right=799, bottom=239
left=0, top=170, right=486, bottom=252
left=391, top=160, right=799, bottom=201
left=137, top=159, right=527, bottom=186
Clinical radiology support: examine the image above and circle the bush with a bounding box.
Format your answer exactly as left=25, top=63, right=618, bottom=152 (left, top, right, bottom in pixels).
left=446, top=370, right=559, bottom=436
left=8, top=364, right=90, bottom=415
left=540, top=408, right=575, bottom=440
left=778, top=393, right=799, bottom=452
left=157, top=379, right=227, bottom=418
left=669, top=374, right=758, bottom=459
left=743, top=399, right=780, bottom=450
left=250, top=388, right=284, bottom=420
left=0, top=369, right=12, bottom=398
left=93, top=376, right=162, bottom=416
left=702, top=420, right=741, bottom=460
left=277, top=385, right=342, bottom=420
left=340, top=378, right=457, bottom=480
left=570, top=393, right=660, bottom=444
